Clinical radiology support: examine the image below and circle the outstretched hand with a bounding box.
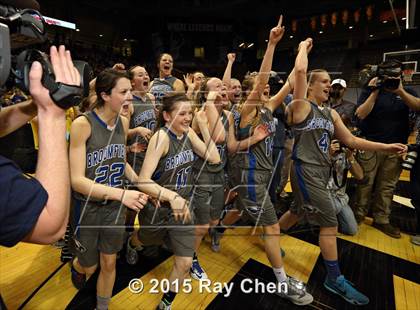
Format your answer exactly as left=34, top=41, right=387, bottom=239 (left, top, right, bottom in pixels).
left=386, top=143, right=407, bottom=155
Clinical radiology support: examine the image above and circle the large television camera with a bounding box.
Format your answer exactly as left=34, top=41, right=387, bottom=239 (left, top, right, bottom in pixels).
left=0, top=0, right=91, bottom=109
left=358, top=60, right=403, bottom=91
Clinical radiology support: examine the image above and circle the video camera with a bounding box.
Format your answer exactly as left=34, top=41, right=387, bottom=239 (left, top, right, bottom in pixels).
left=358, top=60, right=403, bottom=90
left=0, top=1, right=92, bottom=109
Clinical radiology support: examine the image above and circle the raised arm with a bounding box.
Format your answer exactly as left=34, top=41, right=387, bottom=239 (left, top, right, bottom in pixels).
left=222, top=53, right=236, bottom=88
left=189, top=110, right=221, bottom=164
left=23, top=46, right=76, bottom=244
left=287, top=38, right=313, bottom=125
left=355, top=78, right=379, bottom=120
left=393, top=83, right=420, bottom=111
left=204, top=91, right=226, bottom=143
left=267, top=68, right=295, bottom=112
left=240, top=16, right=285, bottom=123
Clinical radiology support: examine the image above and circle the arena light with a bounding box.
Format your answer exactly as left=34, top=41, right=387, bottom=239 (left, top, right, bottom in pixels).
left=319, top=30, right=323, bottom=34
left=349, top=26, right=353, bottom=29
left=289, top=35, right=294, bottom=38
left=247, top=43, right=254, bottom=48
left=239, top=42, right=245, bottom=48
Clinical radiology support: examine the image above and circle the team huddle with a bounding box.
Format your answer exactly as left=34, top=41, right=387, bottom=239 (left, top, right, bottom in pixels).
left=66, top=16, right=407, bottom=310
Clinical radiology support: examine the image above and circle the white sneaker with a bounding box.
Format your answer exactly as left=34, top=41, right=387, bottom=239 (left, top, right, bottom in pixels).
left=276, top=276, right=313, bottom=306
left=190, top=259, right=208, bottom=280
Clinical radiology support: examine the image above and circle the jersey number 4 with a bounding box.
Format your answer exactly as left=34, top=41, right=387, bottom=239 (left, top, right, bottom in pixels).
left=317, top=133, right=329, bottom=153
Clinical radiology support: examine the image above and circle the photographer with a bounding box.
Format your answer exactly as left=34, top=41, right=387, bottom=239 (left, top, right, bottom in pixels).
left=0, top=45, right=79, bottom=247
left=329, top=140, right=363, bottom=236
left=354, top=60, right=420, bottom=238
left=328, top=79, right=357, bottom=127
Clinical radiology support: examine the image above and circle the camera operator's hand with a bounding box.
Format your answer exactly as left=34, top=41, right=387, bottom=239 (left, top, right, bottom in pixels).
left=368, top=77, right=378, bottom=88
left=385, top=78, right=403, bottom=95
left=29, top=46, right=81, bottom=115
left=330, top=139, right=341, bottom=156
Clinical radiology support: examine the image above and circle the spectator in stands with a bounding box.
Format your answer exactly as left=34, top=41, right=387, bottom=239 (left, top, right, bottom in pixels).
left=328, top=79, right=356, bottom=127
left=354, top=61, right=420, bottom=238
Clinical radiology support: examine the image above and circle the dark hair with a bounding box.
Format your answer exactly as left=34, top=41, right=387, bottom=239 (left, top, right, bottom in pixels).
left=195, top=77, right=211, bottom=110
left=157, top=92, right=190, bottom=129
left=127, top=65, right=147, bottom=80
left=157, top=53, right=173, bottom=65
left=95, top=68, right=130, bottom=107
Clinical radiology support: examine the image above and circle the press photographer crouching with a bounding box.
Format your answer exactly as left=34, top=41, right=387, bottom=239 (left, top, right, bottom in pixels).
left=354, top=60, right=420, bottom=238
left=0, top=0, right=89, bottom=248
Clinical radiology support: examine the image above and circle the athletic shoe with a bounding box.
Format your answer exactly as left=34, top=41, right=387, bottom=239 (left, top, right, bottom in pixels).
left=209, top=227, right=223, bottom=252
left=276, top=276, right=313, bottom=305
left=156, top=299, right=171, bottom=310
left=190, top=259, right=208, bottom=281
left=126, top=237, right=143, bottom=265
left=70, top=262, right=86, bottom=290
left=411, top=234, right=420, bottom=246
left=324, top=275, right=369, bottom=305
left=372, top=222, right=401, bottom=239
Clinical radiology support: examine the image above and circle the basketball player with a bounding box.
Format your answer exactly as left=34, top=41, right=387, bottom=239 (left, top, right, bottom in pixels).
left=149, top=53, right=185, bottom=105
left=282, top=38, right=407, bottom=305
left=69, top=69, right=148, bottom=310
left=126, top=93, right=221, bottom=310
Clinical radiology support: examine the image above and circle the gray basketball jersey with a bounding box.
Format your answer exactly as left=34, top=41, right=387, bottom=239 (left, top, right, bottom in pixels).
left=149, top=76, right=176, bottom=104
left=238, top=107, right=276, bottom=171
left=292, top=102, right=334, bottom=166
left=127, top=94, right=156, bottom=172
left=129, top=94, right=156, bottom=144
left=152, top=128, right=195, bottom=199
left=230, top=103, right=241, bottom=139
left=74, top=111, right=126, bottom=201
left=194, top=111, right=229, bottom=173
